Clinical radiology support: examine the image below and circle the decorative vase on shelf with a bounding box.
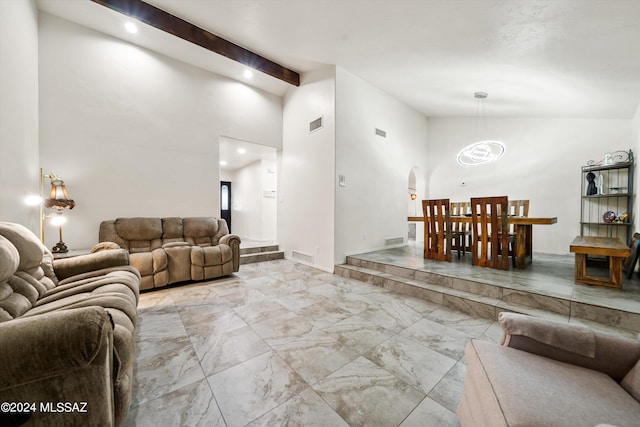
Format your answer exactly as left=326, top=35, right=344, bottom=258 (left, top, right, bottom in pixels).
left=586, top=172, right=597, bottom=195
left=603, top=211, right=616, bottom=223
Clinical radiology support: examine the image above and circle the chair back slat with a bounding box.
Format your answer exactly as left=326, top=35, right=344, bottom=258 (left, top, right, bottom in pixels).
left=470, top=196, right=509, bottom=270
left=451, top=202, right=470, bottom=233
left=508, top=200, right=530, bottom=233
left=422, top=199, right=452, bottom=261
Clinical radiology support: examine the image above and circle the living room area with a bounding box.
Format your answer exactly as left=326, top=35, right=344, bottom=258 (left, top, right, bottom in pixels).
left=3, top=1, right=640, bottom=426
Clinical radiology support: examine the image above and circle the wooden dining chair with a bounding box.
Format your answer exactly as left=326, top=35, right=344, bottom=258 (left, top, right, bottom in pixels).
left=507, top=199, right=529, bottom=265
left=451, top=201, right=471, bottom=258
left=508, top=200, right=530, bottom=219
left=422, top=199, right=452, bottom=261
left=470, top=196, right=510, bottom=270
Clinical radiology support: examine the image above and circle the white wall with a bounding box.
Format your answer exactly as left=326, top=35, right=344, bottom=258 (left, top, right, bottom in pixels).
left=279, top=67, right=336, bottom=271
left=229, top=158, right=277, bottom=241
left=261, top=158, right=278, bottom=241
left=38, top=13, right=282, bottom=250
left=334, top=67, right=429, bottom=264
left=633, top=103, right=640, bottom=234
left=231, top=160, right=262, bottom=239
left=0, top=0, right=40, bottom=232
left=426, top=117, right=633, bottom=254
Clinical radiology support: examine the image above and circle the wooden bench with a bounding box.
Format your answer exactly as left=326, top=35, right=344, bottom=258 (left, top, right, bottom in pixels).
left=569, top=236, right=630, bottom=288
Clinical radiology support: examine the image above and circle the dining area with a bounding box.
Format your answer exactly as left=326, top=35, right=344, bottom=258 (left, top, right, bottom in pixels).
left=408, top=196, right=557, bottom=270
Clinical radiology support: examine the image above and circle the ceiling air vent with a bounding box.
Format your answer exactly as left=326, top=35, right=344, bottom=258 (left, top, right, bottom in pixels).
left=375, top=128, right=387, bottom=138
left=309, top=117, right=323, bottom=133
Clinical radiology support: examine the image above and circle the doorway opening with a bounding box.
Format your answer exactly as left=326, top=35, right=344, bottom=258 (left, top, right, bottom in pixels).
left=219, top=136, right=278, bottom=243
left=220, top=181, right=232, bottom=232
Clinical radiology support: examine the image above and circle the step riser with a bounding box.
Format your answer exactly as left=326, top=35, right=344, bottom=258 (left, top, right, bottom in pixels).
left=336, top=265, right=496, bottom=320
left=337, top=262, right=640, bottom=333
left=240, top=245, right=280, bottom=255
left=345, top=256, right=564, bottom=314
left=240, top=251, right=284, bottom=264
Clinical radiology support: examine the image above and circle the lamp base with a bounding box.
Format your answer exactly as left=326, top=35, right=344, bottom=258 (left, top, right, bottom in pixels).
left=52, top=241, right=68, bottom=253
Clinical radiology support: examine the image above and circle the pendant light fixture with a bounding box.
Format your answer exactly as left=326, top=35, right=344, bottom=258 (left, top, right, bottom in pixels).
left=457, top=92, right=505, bottom=167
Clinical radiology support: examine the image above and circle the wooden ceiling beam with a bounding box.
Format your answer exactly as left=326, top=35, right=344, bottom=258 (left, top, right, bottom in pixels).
left=91, top=0, right=300, bottom=86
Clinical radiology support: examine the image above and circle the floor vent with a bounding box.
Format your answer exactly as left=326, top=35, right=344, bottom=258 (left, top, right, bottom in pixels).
left=292, top=250, right=314, bottom=264
left=375, top=128, right=387, bottom=138
left=309, top=117, right=323, bottom=133
left=385, top=237, right=404, bottom=246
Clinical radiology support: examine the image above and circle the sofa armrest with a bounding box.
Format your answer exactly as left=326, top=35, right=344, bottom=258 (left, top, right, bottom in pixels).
left=0, top=307, right=112, bottom=389
left=53, top=249, right=130, bottom=281
left=219, top=234, right=241, bottom=272
left=0, top=307, right=116, bottom=425
left=499, top=312, right=640, bottom=381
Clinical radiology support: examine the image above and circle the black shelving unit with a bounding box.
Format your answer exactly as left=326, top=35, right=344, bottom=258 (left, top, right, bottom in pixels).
left=580, top=150, right=634, bottom=245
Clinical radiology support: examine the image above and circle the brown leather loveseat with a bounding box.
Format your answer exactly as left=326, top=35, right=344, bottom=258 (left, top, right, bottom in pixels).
left=99, top=217, right=240, bottom=290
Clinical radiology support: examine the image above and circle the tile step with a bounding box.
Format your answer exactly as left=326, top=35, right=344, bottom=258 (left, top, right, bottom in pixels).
left=240, top=250, right=284, bottom=265
left=240, top=244, right=280, bottom=255
left=335, top=263, right=640, bottom=336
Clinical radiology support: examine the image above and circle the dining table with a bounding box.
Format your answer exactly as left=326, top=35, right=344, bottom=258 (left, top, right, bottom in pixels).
left=408, top=215, right=558, bottom=269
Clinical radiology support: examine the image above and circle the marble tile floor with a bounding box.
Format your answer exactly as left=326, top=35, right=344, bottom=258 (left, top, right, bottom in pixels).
left=344, top=243, right=640, bottom=334
left=123, top=258, right=509, bottom=427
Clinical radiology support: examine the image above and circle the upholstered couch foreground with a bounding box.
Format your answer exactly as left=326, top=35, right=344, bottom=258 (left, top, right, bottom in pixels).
left=0, top=222, right=140, bottom=427
left=458, top=312, right=640, bottom=426
left=99, top=217, right=240, bottom=291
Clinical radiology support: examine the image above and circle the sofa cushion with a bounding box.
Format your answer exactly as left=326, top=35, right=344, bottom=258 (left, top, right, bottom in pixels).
left=622, top=357, right=640, bottom=401
left=0, top=234, right=55, bottom=322
left=0, top=222, right=57, bottom=289
left=115, top=218, right=162, bottom=241
left=129, top=250, right=168, bottom=290
left=161, top=217, right=184, bottom=244
left=115, top=218, right=163, bottom=252
left=0, top=236, right=19, bottom=281
left=0, top=222, right=45, bottom=271
left=183, top=217, right=228, bottom=246
left=461, top=340, right=640, bottom=427
left=27, top=281, right=138, bottom=324
left=53, top=249, right=130, bottom=281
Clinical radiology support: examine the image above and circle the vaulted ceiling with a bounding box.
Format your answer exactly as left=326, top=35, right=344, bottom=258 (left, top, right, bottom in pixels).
left=38, top=0, right=640, bottom=118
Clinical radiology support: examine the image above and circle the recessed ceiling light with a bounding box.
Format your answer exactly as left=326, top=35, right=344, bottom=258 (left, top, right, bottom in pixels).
left=219, top=160, right=227, bottom=166
left=237, top=148, right=246, bottom=154
left=125, top=22, right=138, bottom=34
left=243, top=69, right=253, bottom=79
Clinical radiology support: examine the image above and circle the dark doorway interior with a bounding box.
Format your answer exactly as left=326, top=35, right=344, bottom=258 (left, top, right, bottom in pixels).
left=220, top=181, right=232, bottom=232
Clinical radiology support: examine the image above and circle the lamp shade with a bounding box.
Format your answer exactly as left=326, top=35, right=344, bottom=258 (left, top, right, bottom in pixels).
left=44, top=178, right=75, bottom=210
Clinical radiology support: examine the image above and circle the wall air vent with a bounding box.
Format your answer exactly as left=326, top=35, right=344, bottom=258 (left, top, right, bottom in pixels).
left=384, top=237, right=404, bottom=246
left=309, top=117, right=323, bottom=133
left=375, top=128, right=387, bottom=138
left=292, top=250, right=314, bottom=264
